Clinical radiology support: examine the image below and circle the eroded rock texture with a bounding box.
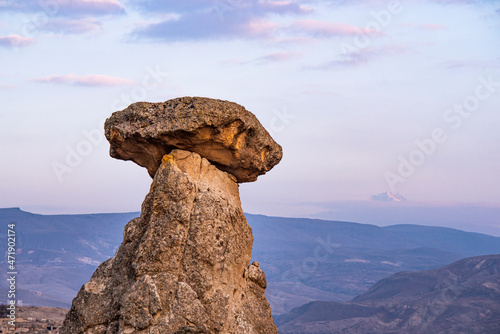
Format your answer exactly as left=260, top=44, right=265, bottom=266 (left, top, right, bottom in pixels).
left=104, top=97, right=282, bottom=183
left=62, top=96, right=280, bottom=334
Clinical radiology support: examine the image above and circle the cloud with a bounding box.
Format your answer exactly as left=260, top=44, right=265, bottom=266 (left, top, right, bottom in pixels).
left=0, top=35, right=35, bottom=47
left=130, top=0, right=311, bottom=15
left=129, top=0, right=216, bottom=13
left=246, top=0, right=313, bottom=16
left=401, top=23, right=447, bottom=31
left=254, top=51, right=299, bottom=64
left=0, top=0, right=124, bottom=17
left=131, top=11, right=279, bottom=41
left=326, top=0, right=497, bottom=4
left=443, top=59, right=500, bottom=69
left=429, top=0, right=481, bottom=3
left=32, top=74, right=134, bottom=87
left=0, top=84, right=18, bottom=89
left=289, top=20, right=383, bottom=38
left=321, top=49, right=375, bottom=68
left=227, top=51, right=299, bottom=65
left=310, top=45, right=408, bottom=69
left=128, top=2, right=394, bottom=43
left=39, top=18, right=102, bottom=34
left=129, top=0, right=311, bottom=42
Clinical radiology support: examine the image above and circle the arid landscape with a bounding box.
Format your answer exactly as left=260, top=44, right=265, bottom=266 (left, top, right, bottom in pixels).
left=3, top=253, right=500, bottom=333
left=1, top=0, right=499, bottom=333
left=276, top=255, right=500, bottom=333
left=1, top=207, right=499, bottom=332
left=0, top=305, right=66, bottom=333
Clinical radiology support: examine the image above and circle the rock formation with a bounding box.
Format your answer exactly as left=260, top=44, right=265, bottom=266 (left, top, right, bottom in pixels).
left=61, top=97, right=282, bottom=334
left=104, top=97, right=282, bottom=183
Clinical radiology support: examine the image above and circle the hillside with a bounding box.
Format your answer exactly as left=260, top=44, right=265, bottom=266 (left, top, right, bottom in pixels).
left=1, top=208, right=499, bottom=313
left=0, top=305, right=67, bottom=333
left=249, top=214, right=500, bottom=313
left=0, top=208, right=137, bottom=307
left=275, top=254, right=500, bottom=334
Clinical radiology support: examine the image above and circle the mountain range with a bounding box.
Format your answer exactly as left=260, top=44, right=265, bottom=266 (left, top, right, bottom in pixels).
left=1, top=207, right=499, bottom=315
left=275, top=254, right=500, bottom=334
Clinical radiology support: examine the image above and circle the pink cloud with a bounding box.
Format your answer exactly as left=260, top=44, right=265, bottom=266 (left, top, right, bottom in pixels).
left=254, top=51, right=299, bottom=64
left=444, top=59, right=500, bottom=69
left=129, top=0, right=312, bottom=42
left=0, top=35, right=35, bottom=47
left=258, top=1, right=313, bottom=15
left=58, top=0, right=124, bottom=15
left=309, top=44, right=409, bottom=69
left=33, top=74, right=134, bottom=87
left=40, top=18, right=102, bottom=34
left=0, top=84, right=18, bottom=89
left=128, top=0, right=312, bottom=16
left=243, top=19, right=279, bottom=38
left=223, top=51, right=299, bottom=66
left=402, top=23, right=447, bottom=31
left=289, top=20, right=383, bottom=38
left=0, top=0, right=124, bottom=17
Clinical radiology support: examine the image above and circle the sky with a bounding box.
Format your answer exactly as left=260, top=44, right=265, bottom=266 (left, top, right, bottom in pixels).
left=1, top=0, right=499, bottom=219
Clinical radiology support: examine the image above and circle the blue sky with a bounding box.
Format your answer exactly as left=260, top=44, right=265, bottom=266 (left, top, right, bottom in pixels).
left=0, top=0, right=499, bottom=217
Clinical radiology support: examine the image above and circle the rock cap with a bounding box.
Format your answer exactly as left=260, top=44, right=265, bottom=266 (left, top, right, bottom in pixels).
left=104, top=96, right=283, bottom=182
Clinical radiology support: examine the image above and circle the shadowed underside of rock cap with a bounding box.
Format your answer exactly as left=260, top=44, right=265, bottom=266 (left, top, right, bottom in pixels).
left=104, top=96, right=283, bottom=182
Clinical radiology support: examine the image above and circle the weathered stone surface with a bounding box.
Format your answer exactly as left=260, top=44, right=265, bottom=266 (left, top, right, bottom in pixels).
left=244, top=262, right=267, bottom=289
left=64, top=97, right=281, bottom=333
left=62, top=150, right=279, bottom=333
left=104, top=96, right=282, bottom=183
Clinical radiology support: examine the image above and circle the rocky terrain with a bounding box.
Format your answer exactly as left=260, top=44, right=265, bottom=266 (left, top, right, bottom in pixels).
left=2, top=208, right=500, bottom=314
left=0, top=305, right=66, bottom=333
left=5, top=254, right=500, bottom=334
left=0, top=208, right=138, bottom=308
left=249, top=214, right=500, bottom=314
left=275, top=254, right=500, bottom=334
left=105, top=97, right=282, bottom=183
left=61, top=97, right=282, bottom=333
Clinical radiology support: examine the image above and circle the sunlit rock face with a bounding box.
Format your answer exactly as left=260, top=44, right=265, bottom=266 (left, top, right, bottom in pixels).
left=104, top=96, right=282, bottom=183
left=62, top=97, right=281, bottom=334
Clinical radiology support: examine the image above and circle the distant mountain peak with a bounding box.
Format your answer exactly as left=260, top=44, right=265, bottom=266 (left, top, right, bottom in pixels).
left=371, top=192, right=407, bottom=202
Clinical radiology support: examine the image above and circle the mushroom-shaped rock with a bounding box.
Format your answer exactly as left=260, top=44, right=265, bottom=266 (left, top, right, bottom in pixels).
left=104, top=96, right=283, bottom=182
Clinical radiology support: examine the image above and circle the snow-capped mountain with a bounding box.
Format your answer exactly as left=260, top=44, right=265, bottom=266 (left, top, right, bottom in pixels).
left=371, top=192, right=407, bottom=202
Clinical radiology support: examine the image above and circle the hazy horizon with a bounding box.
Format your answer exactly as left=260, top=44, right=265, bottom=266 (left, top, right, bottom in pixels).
left=4, top=198, right=500, bottom=237
left=1, top=0, right=499, bottom=220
